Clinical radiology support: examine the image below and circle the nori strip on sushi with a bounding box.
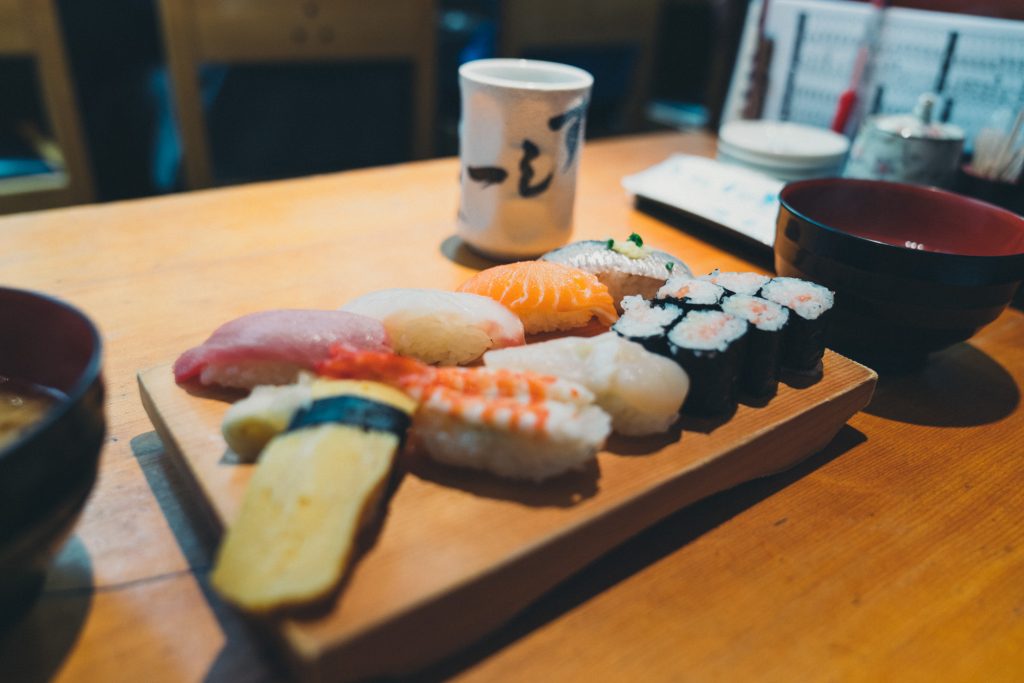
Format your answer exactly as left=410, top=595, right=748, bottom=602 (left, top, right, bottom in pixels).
left=759, top=277, right=835, bottom=372
left=287, top=395, right=413, bottom=443
left=720, top=294, right=790, bottom=398
left=667, top=310, right=749, bottom=415
left=612, top=296, right=683, bottom=357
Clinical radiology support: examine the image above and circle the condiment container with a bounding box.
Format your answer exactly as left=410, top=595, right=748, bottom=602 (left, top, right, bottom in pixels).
left=844, top=94, right=964, bottom=188
left=717, top=120, right=850, bottom=181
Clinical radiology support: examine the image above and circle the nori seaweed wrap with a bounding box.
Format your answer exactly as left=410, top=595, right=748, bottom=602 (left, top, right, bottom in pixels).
left=699, top=270, right=771, bottom=296
left=720, top=294, right=790, bottom=397
left=612, top=295, right=683, bottom=357
left=667, top=309, right=749, bottom=414
left=759, top=277, right=835, bottom=372
left=655, top=275, right=725, bottom=312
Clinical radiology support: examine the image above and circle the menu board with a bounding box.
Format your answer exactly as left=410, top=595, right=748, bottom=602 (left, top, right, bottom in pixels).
left=723, top=0, right=1024, bottom=146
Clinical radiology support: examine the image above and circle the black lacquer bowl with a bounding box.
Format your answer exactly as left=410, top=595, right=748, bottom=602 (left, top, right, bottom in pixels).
left=0, top=288, right=104, bottom=626
left=775, top=179, right=1024, bottom=363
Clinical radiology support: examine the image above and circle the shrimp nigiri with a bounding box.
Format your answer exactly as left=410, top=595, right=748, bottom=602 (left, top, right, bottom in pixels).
left=319, top=345, right=611, bottom=481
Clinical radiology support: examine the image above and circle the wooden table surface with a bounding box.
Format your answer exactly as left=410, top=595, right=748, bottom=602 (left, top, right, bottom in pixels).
left=2, top=132, right=1023, bottom=682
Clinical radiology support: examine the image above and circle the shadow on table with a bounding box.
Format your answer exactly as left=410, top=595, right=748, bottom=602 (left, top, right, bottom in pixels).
left=129, top=416, right=866, bottom=681
left=129, top=432, right=284, bottom=683
left=407, top=456, right=601, bottom=509
left=0, top=536, right=93, bottom=683
left=440, top=235, right=504, bottom=271
left=863, top=342, right=1019, bottom=427
left=415, top=424, right=867, bottom=682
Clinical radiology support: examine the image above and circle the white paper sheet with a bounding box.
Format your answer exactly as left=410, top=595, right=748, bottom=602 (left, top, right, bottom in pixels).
left=622, top=155, right=784, bottom=248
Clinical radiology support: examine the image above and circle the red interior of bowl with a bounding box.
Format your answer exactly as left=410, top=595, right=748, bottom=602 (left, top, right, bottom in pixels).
left=781, top=180, right=1024, bottom=257
left=0, top=289, right=100, bottom=395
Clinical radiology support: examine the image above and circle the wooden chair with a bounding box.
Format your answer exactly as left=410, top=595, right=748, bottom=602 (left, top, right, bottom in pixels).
left=498, top=0, right=662, bottom=133
left=0, top=0, right=93, bottom=215
left=158, top=0, right=438, bottom=190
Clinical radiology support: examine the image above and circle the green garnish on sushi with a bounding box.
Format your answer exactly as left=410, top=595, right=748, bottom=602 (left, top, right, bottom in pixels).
left=605, top=233, right=646, bottom=259
left=666, top=262, right=674, bottom=272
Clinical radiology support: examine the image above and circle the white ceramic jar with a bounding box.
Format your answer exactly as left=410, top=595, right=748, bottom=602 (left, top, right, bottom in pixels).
left=844, top=94, right=964, bottom=188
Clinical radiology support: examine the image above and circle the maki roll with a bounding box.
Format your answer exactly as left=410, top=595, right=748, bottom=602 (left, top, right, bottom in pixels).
left=720, top=294, right=790, bottom=398
left=759, top=277, right=835, bottom=372
left=612, top=295, right=684, bottom=357
left=667, top=310, right=749, bottom=415
left=655, top=275, right=725, bottom=312
left=541, top=234, right=690, bottom=311
left=699, top=270, right=771, bottom=296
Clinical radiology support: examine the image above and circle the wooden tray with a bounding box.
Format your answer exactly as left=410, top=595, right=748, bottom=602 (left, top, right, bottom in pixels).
left=138, top=351, right=876, bottom=682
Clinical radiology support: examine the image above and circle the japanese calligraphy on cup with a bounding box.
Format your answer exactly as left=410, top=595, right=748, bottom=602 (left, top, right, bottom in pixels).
left=457, top=59, right=593, bottom=259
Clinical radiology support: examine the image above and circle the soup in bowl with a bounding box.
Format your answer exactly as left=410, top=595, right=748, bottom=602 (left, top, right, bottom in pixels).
left=0, top=288, right=104, bottom=624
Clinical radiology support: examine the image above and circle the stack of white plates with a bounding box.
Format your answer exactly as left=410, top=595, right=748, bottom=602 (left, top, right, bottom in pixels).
left=717, top=120, right=850, bottom=181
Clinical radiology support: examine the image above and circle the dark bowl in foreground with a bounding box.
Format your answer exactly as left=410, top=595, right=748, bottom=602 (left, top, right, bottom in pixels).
left=775, top=179, right=1024, bottom=362
left=0, top=288, right=104, bottom=626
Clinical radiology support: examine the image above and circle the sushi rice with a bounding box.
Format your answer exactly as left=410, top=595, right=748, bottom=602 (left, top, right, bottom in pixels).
left=413, top=389, right=611, bottom=482
left=341, top=288, right=524, bottom=366
left=700, top=270, right=771, bottom=296
left=612, top=295, right=683, bottom=357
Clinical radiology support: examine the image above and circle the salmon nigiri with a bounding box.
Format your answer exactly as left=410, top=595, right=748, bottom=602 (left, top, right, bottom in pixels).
left=457, top=261, right=618, bottom=334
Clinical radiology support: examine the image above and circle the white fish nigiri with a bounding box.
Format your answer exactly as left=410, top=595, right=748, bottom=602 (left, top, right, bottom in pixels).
left=341, top=288, right=525, bottom=366
left=173, top=309, right=390, bottom=390
left=484, top=332, right=689, bottom=436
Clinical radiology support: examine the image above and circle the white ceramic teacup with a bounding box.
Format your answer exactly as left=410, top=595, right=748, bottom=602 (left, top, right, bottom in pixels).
left=457, top=59, right=593, bottom=259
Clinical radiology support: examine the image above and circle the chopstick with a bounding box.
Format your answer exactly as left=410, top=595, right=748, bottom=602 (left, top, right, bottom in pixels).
left=970, top=107, right=1024, bottom=183
left=993, top=109, right=1024, bottom=181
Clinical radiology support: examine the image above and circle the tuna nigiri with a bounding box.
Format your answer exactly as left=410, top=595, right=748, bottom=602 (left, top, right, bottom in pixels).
left=340, top=288, right=524, bottom=366
left=457, top=261, right=618, bottom=334
left=173, top=309, right=390, bottom=390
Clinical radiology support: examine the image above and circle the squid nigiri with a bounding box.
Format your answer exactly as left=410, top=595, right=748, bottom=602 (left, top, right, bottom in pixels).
left=484, top=332, right=689, bottom=436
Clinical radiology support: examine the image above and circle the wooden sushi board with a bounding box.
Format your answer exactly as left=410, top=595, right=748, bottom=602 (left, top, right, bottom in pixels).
left=138, top=351, right=876, bottom=682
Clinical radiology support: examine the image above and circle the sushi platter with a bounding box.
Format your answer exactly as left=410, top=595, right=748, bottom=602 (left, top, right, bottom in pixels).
left=139, top=347, right=875, bottom=681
